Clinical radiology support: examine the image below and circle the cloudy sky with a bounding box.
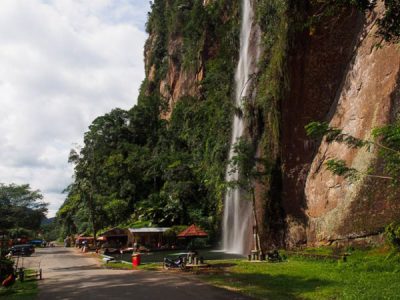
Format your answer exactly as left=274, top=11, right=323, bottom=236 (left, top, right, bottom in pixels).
left=0, top=0, right=150, bottom=217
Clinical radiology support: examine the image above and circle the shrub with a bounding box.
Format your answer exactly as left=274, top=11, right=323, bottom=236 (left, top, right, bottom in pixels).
left=385, top=222, right=400, bottom=251
left=0, top=258, right=14, bottom=282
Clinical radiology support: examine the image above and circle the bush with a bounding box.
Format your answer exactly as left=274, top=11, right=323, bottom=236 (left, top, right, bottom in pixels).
left=164, top=225, right=188, bottom=240
left=385, top=222, right=400, bottom=251
left=0, top=258, right=14, bottom=282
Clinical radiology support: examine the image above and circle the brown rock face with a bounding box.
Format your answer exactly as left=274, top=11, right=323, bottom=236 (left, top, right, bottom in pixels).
left=142, top=0, right=400, bottom=249
left=279, top=2, right=400, bottom=247
left=304, top=4, right=400, bottom=244
left=159, top=37, right=203, bottom=119
left=144, top=4, right=210, bottom=120
left=281, top=6, right=364, bottom=247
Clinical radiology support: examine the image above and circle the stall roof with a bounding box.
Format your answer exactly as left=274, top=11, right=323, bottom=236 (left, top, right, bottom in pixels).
left=177, top=224, right=207, bottom=238
left=76, top=236, right=94, bottom=241
left=128, top=227, right=170, bottom=233
left=100, top=227, right=128, bottom=237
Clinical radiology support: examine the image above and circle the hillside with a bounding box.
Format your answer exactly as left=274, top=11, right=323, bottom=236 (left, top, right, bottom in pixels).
left=57, top=0, right=400, bottom=251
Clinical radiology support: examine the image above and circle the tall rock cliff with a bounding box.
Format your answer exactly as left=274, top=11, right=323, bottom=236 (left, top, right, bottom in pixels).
left=273, top=0, right=400, bottom=248
left=140, top=0, right=241, bottom=236
left=142, top=0, right=400, bottom=249
left=304, top=2, right=400, bottom=246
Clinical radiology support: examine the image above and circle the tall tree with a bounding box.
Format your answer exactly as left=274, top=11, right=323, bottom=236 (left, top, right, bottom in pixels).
left=228, top=138, right=268, bottom=253
left=0, top=183, right=47, bottom=232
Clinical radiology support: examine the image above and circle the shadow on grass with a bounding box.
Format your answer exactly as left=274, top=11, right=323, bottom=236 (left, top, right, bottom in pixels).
left=210, top=263, right=237, bottom=268
left=207, top=272, right=333, bottom=299
left=50, top=264, right=100, bottom=272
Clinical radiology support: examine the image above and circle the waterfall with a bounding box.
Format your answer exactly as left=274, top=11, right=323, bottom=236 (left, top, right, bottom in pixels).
left=222, top=0, right=260, bottom=254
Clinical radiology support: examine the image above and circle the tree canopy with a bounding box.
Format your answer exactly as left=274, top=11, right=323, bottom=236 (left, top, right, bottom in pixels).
left=0, top=183, right=47, bottom=233
left=57, top=1, right=241, bottom=241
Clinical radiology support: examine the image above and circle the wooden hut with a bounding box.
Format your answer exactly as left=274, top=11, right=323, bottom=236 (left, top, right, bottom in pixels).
left=100, top=228, right=129, bottom=248
left=128, top=228, right=170, bottom=249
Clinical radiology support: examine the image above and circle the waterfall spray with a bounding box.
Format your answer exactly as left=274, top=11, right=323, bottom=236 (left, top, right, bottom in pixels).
left=222, top=0, right=260, bottom=254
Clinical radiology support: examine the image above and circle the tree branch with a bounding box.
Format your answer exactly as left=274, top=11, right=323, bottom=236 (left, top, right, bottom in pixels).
left=364, top=174, right=393, bottom=180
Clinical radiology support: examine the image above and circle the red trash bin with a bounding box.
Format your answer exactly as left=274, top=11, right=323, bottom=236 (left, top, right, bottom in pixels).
left=132, top=253, right=141, bottom=267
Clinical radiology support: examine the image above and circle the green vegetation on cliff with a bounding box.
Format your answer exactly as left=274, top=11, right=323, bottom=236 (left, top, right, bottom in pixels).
left=57, top=0, right=399, bottom=244
left=58, top=0, right=240, bottom=240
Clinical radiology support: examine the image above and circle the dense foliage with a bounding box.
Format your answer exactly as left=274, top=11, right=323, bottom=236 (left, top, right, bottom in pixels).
left=0, top=183, right=47, bottom=233
left=57, top=0, right=240, bottom=241
left=385, top=222, right=400, bottom=250
left=0, top=184, right=46, bottom=281
left=57, top=0, right=399, bottom=243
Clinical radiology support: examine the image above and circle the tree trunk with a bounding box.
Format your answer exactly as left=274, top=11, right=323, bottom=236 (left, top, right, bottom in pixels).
left=89, top=193, right=97, bottom=242
left=251, top=187, right=261, bottom=252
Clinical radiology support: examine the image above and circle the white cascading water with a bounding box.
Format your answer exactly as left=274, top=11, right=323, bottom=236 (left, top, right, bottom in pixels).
left=222, top=0, right=259, bottom=254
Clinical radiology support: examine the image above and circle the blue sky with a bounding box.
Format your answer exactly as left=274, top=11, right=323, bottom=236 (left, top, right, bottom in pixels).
left=0, top=0, right=151, bottom=216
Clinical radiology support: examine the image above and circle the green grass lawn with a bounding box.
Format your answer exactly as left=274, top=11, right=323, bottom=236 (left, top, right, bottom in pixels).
left=102, top=261, right=133, bottom=270
left=0, top=273, right=38, bottom=300
left=199, top=248, right=400, bottom=300
left=101, top=257, right=161, bottom=271
left=100, top=247, right=400, bottom=299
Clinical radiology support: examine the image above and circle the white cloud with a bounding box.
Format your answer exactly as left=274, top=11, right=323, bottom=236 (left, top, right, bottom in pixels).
left=0, top=0, right=150, bottom=217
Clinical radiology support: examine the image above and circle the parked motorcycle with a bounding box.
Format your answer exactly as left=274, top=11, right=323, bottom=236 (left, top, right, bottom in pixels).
left=163, top=255, right=186, bottom=270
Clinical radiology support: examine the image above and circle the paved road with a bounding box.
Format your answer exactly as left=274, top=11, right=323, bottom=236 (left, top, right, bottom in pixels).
left=22, top=247, right=253, bottom=300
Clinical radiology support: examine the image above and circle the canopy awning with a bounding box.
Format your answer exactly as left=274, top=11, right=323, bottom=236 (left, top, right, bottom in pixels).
left=76, top=236, right=94, bottom=241
left=100, top=227, right=129, bottom=237
left=129, top=227, right=170, bottom=234
left=177, top=224, right=208, bottom=238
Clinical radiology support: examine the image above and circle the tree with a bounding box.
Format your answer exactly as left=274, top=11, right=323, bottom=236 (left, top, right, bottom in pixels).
left=56, top=186, right=80, bottom=238
left=305, top=121, right=400, bottom=182
left=68, top=152, right=102, bottom=242
left=0, top=183, right=47, bottom=232
left=64, top=105, right=164, bottom=239
left=228, top=138, right=268, bottom=254
left=41, top=221, right=59, bottom=242
left=56, top=0, right=240, bottom=240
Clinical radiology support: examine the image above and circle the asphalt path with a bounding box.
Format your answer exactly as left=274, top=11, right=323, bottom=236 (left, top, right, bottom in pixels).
left=22, top=247, right=253, bottom=300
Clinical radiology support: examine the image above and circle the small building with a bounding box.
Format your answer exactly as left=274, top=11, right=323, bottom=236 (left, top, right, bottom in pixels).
left=128, top=228, right=170, bottom=249
left=98, top=227, right=171, bottom=250
left=100, top=228, right=129, bottom=248
left=75, top=235, right=95, bottom=247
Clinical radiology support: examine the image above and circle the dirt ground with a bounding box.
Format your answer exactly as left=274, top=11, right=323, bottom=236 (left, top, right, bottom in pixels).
left=22, top=246, right=253, bottom=300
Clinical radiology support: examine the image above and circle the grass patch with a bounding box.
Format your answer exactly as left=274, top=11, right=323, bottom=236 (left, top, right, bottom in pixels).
left=102, top=261, right=133, bottom=270
left=199, top=248, right=400, bottom=299
left=0, top=271, right=38, bottom=300
left=137, top=263, right=163, bottom=271
left=102, top=259, right=162, bottom=271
